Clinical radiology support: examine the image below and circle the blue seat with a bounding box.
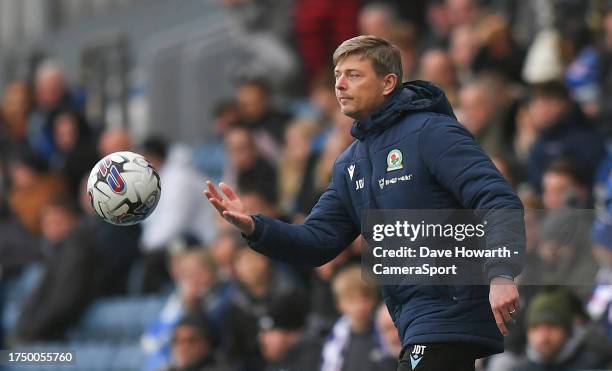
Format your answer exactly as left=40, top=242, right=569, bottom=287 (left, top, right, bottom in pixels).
left=110, top=342, right=145, bottom=370
left=69, top=295, right=165, bottom=342
left=1, top=264, right=44, bottom=333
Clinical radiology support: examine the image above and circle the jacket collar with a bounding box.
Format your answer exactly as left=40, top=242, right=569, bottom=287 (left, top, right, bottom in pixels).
left=350, top=80, right=456, bottom=140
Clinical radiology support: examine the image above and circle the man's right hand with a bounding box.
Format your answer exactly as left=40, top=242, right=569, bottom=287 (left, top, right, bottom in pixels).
left=203, top=181, right=255, bottom=236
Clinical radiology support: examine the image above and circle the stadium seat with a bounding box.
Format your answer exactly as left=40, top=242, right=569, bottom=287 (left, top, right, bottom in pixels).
left=68, top=295, right=165, bottom=342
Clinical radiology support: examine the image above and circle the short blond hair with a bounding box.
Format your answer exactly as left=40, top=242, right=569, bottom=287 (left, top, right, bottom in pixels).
left=332, top=264, right=378, bottom=300
left=333, top=35, right=403, bottom=83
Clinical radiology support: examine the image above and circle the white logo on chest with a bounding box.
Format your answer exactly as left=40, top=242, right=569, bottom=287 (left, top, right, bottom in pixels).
left=347, top=164, right=355, bottom=180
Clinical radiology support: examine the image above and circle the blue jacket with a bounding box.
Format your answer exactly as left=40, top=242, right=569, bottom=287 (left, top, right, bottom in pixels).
left=246, top=81, right=525, bottom=356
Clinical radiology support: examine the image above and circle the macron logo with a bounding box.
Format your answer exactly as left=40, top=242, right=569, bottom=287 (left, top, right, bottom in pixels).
left=348, top=164, right=355, bottom=180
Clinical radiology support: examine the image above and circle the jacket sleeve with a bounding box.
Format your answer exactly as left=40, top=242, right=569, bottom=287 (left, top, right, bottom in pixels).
left=245, top=180, right=359, bottom=267
left=418, top=116, right=525, bottom=281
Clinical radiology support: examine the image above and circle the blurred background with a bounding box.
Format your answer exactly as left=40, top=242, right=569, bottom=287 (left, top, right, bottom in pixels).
left=1, top=0, right=612, bottom=370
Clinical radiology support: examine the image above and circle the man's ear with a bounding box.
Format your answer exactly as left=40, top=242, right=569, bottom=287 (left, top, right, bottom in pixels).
left=382, top=74, right=398, bottom=96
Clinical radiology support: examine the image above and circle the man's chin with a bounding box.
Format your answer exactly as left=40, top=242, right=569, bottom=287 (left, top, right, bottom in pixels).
left=340, top=107, right=359, bottom=120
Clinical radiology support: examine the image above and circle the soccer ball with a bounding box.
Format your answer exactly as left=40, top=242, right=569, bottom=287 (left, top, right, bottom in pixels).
left=87, top=151, right=161, bottom=226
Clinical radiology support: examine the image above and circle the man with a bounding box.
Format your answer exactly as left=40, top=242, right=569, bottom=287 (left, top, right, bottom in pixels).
left=205, top=35, right=524, bottom=370
left=527, top=81, right=604, bottom=193
left=166, top=314, right=229, bottom=371
left=258, top=292, right=322, bottom=371
left=511, top=290, right=610, bottom=371
left=541, top=160, right=590, bottom=209
left=14, top=196, right=99, bottom=343
left=27, top=61, right=74, bottom=161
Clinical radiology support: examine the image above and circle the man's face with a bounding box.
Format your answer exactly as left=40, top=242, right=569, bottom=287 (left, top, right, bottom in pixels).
left=259, top=329, right=292, bottom=362
left=529, top=97, right=567, bottom=131
left=420, top=50, right=456, bottom=88
left=459, top=85, right=494, bottom=136
left=542, top=172, right=580, bottom=209
left=224, top=128, right=256, bottom=170
left=36, top=71, right=65, bottom=110
left=178, top=254, right=216, bottom=302
left=41, top=206, right=75, bottom=244
left=234, top=248, right=270, bottom=289
left=528, top=323, right=567, bottom=362
left=54, top=114, right=79, bottom=153
left=172, top=325, right=210, bottom=368
left=338, top=292, right=378, bottom=326
left=335, top=55, right=389, bottom=120
left=237, top=84, right=268, bottom=122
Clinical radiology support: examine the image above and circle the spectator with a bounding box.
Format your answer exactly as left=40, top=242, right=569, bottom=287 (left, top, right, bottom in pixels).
left=419, top=49, right=459, bottom=107
left=541, top=160, right=590, bottom=209
left=78, top=176, right=141, bottom=297
left=278, top=119, right=319, bottom=215
left=236, top=79, right=292, bottom=160
left=166, top=314, right=229, bottom=371
left=142, top=247, right=233, bottom=371
left=359, top=5, right=424, bottom=81
left=213, top=99, right=240, bottom=139
left=0, top=82, right=31, bottom=147
left=97, top=128, right=132, bottom=157
left=310, top=110, right=354, bottom=204
left=472, top=15, right=526, bottom=83
left=222, top=246, right=296, bottom=370
left=140, top=137, right=217, bottom=292
left=375, top=304, right=402, bottom=368
left=13, top=196, right=100, bottom=343
left=358, top=2, right=400, bottom=41
left=512, top=100, right=538, bottom=165
left=527, top=81, right=604, bottom=193
left=447, top=0, right=484, bottom=29
left=561, top=22, right=600, bottom=118
left=307, top=248, right=352, bottom=335
left=449, top=25, right=480, bottom=83
left=511, top=290, right=610, bottom=371
left=27, top=61, right=74, bottom=161
left=309, top=71, right=338, bottom=131
left=522, top=210, right=598, bottom=301
left=424, top=0, right=452, bottom=48
left=457, top=77, right=505, bottom=155
left=49, top=110, right=97, bottom=197
left=224, top=126, right=277, bottom=202
left=8, top=149, right=66, bottom=235
left=258, top=292, right=322, bottom=371
left=589, top=174, right=612, bottom=339
left=321, top=265, right=390, bottom=371
left=209, top=230, right=242, bottom=281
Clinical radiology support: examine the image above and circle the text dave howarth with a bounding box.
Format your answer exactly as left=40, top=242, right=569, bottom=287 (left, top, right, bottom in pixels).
left=372, top=246, right=513, bottom=259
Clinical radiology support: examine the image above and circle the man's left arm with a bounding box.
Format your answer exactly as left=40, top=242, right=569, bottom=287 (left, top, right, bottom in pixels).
left=419, top=117, right=524, bottom=335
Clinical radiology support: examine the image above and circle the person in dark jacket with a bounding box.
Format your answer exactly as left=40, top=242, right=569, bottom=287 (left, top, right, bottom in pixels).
left=14, top=196, right=100, bottom=343
left=204, top=35, right=524, bottom=371
left=526, top=81, right=605, bottom=193
left=511, top=290, right=610, bottom=371
left=258, top=291, right=322, bottom=371
left=166, top=314, right=229, bottom=371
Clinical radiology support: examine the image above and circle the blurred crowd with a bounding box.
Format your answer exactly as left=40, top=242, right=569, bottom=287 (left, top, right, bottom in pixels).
left=2, top=0, right=612, bottom=370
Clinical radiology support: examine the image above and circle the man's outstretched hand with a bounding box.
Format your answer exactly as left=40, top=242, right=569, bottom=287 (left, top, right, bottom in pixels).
left=203, top=181, right=255, bottom=236
left=489, top=276, right=520, bottom=336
